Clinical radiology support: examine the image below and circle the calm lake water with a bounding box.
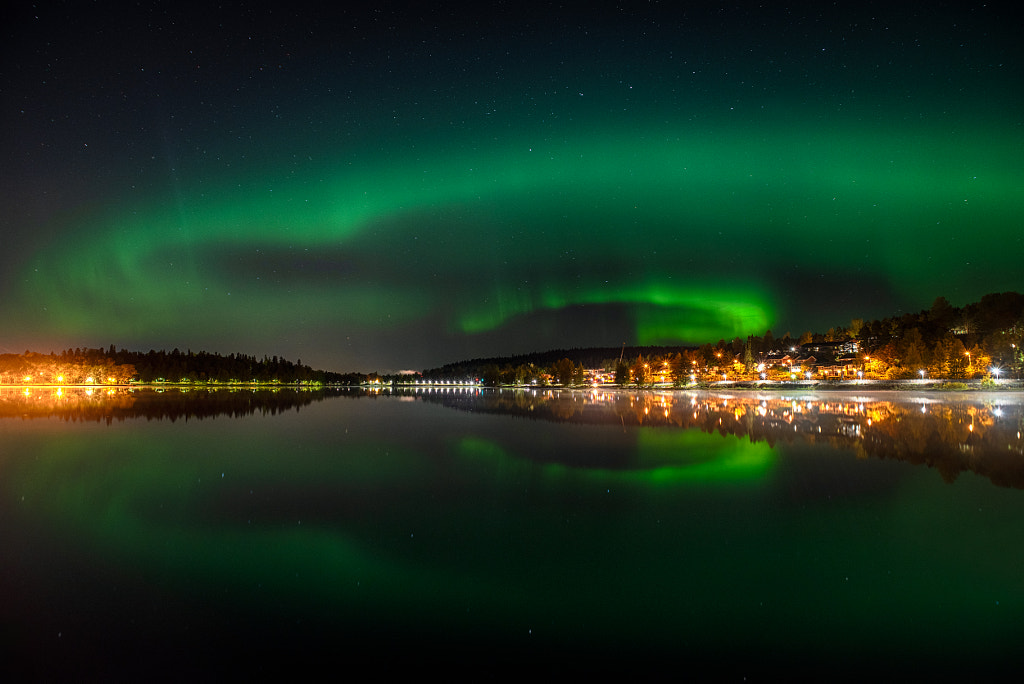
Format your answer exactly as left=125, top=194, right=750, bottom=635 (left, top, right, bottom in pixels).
left=2, top=386, right=1023, bottom=678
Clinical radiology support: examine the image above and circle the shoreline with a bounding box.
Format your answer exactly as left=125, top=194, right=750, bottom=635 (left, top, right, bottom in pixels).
left=656, top=379, right=1024, bottom=392
left=7, top=380, right=1023, bottom=394
left=399, top=379, right=1024, bottom=393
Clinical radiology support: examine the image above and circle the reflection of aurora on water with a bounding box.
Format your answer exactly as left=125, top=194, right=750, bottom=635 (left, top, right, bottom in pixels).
left=4, top=386, right=1024, bottom=678
left=7, top=386, right=1023, bottom=487
left=417, top=388, right=1024, bottom=488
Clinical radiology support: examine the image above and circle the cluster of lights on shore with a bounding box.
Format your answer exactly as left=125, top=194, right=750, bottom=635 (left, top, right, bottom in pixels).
left=8, top=344, right=1014, bottom=389
left=395, top=361, right=1008, bottom=389
left=20, top=374, right=119, bottom=385
left=402, top=349, right=1011, bottom=388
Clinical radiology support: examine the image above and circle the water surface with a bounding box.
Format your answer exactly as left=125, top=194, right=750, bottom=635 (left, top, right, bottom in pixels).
left=2, top=387, right=1022, bottom=677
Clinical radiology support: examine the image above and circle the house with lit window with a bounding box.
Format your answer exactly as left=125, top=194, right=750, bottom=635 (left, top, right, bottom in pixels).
left=814, top=357, right=863, bottom=379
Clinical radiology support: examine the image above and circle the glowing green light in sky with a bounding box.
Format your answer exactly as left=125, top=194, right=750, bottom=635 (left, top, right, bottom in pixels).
left=458, top=281, right=772, bottom=342
left=13, top=119, right=1023, bottom=365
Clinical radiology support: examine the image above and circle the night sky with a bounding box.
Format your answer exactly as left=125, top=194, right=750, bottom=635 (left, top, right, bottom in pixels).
left=3, top=3, right=1021, bottom=372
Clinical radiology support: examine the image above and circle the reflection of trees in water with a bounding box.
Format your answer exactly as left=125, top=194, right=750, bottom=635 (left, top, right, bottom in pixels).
left=862, top=402, right=1024, bottom=488
left=0, top=387, right=341, bottom=422
left=5, top=386, right=1022, bottom=488
left=413, top=388, right=1024, bottom=489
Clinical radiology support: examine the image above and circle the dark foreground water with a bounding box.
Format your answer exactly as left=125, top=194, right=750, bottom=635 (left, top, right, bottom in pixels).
left=2, top=386, right=1023, bottom=678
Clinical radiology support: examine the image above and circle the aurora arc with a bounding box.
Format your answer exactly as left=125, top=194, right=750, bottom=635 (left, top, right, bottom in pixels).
left=14, top=119, right=1023, bottom=365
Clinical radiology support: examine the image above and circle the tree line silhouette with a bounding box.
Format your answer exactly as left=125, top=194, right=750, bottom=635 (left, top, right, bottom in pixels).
left=0, top=346, right=361, bottom=385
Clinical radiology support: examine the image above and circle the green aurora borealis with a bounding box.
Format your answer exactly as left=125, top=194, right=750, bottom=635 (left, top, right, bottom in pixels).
left=4, top=4, right=1022, bottom=370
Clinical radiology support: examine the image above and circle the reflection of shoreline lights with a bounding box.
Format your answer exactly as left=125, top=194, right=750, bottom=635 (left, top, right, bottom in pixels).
left=411, top=385, right=483, bottom=396
left=0, top=386, right=334, bottom=421
left=2, top=386, right=122, bottom=409
left=7, top=385, right=1024, bottom=447
left=428, top=389, right=1024, bottom=453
